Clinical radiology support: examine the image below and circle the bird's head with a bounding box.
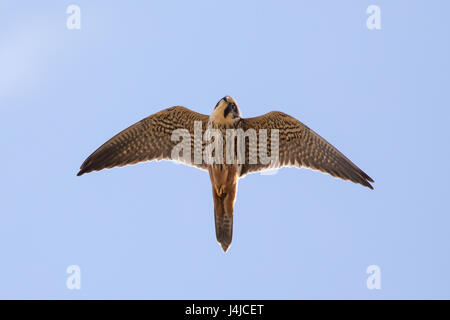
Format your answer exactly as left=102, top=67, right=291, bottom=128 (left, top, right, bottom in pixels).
left=210, top=96, right=242, bottom=124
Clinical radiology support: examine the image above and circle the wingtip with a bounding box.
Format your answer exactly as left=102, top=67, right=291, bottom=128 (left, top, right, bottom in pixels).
left=366, top=176, right=375, bottom=189
left=358, top=170, right=374, bottom=189
left=363, top=179, right=374, bottom=190
left=77, top=162, right=92, bottom=176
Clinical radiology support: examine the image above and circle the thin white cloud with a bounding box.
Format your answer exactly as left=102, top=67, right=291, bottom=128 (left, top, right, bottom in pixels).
left=0, top=11, right=64, bottom=103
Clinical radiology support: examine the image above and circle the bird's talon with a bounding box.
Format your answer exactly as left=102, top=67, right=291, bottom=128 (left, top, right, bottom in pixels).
left=215, top=185, right=226, bottom=197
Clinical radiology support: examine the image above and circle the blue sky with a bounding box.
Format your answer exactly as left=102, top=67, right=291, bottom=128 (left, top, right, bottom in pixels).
left=0, top=1, right=449, bottom=299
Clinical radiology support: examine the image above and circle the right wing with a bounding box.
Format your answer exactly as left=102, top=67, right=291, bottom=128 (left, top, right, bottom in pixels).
left=240, top=111, right=374, bottom=189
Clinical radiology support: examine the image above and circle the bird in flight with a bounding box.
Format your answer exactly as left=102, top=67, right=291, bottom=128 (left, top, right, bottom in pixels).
left=77, top=96, right=374, bottom=252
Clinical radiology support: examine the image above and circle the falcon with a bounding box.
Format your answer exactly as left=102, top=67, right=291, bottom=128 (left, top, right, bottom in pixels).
left=77, top=96, right=374, bottom=252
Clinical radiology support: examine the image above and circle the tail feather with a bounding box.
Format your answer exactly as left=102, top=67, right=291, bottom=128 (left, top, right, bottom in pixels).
left=208, top=167, right=238, bottom=253
left=215, top=213, right=233, bottom=252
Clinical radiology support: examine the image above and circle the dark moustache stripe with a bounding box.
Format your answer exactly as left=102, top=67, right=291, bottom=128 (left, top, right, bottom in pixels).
left=223, top=104, right=232, bottom=118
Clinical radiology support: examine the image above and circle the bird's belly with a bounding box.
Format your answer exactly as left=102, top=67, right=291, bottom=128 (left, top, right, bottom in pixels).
left=210, top=162, right=242, bottom=177
left=206, top=122, right=243, bottom=184
left=208, top=164, right=240, bottom=195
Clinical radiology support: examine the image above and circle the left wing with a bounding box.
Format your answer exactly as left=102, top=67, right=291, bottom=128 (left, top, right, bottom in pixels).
left=77, top=106, right=209, bottom=176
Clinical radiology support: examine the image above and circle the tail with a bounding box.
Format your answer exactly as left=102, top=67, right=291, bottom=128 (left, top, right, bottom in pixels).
left=215, top=209, right=233, bottom=252
left=208, top=167, right=238, bottom=253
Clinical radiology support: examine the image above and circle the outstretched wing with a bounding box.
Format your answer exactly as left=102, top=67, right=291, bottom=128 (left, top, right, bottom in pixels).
left=77, top=106, right=209, bottom=176
left=240, top=111, right=374, bottom=189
